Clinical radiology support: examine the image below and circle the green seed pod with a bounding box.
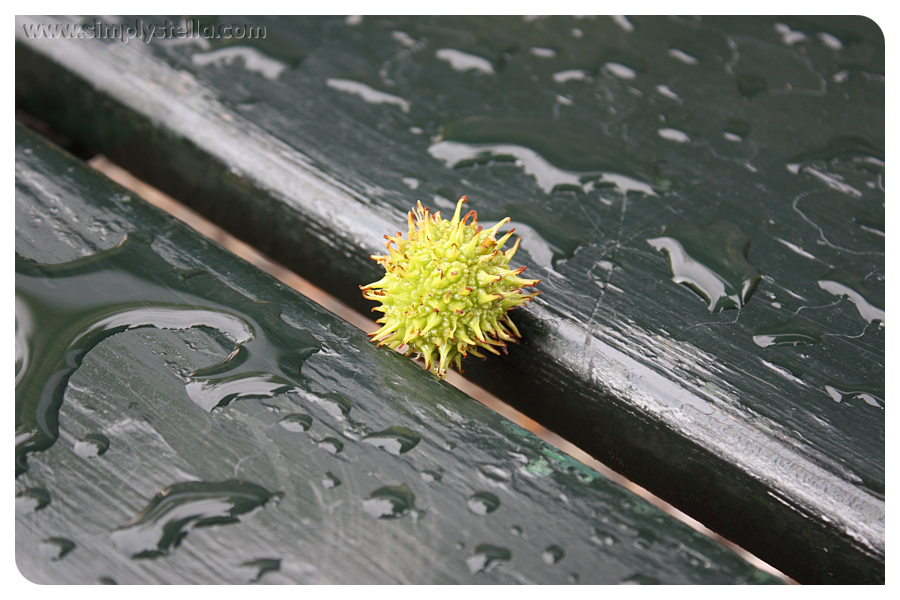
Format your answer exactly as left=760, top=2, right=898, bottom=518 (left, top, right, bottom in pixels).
left=361, top=196, right=540, bottom=378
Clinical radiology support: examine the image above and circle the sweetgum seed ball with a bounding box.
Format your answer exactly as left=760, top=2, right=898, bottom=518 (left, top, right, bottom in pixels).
left=361, top=196, right=540, bottom=378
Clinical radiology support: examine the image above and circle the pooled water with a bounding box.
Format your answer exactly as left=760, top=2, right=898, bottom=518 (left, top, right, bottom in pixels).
left=15, top=232, right=320, bottom=475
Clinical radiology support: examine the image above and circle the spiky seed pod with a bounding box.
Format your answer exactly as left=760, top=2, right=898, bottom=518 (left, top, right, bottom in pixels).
left=360, top=196, right=540, bottom=379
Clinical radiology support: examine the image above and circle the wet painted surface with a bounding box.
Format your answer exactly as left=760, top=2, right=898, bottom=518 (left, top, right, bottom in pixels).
left=15, top=16, right=883, bottom=583
left=15, top=124, right=780, bottom=584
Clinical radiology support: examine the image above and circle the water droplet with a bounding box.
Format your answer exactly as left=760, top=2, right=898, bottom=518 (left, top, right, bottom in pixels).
left=362, top=426, right=421, bottom=455
left=420, top=470, right=442, bottom=483
left=467, top=492, right=500, bottom=515
left=110, top=480, right=276, bottom=558
left=634, top=528, right=657, bottom=549
left=479, top=464, right=512, bottom=483
left=736, top=73, right=768, bottom=98
left=299, top=390, right=351, bottom=421
left=567, top=572, right=580, bottom=583
left=542, top=545, right=565, bottom=565
left=16, top=487, right=51, bottom=515
left=573, top=469, right=595, bottom=484
left=40, top=537, right=76, bottom=561
left=279, top=413, right=313, bottom=432
left=648, top=220, right=760, bottom=311
left=760, top=356, right=805, bottom=383
left=322, top=472, right=341, bottom=489
left=818, top=269, right=884, bottom=324
left=553, top=69, right=590, bottom=83
left=604, top=61, right=637, bottom=79
left=236, top=558, right=281, bottom=583
left=752, top=317, right=823, bottom=348
left=855, top=209, right=885, bottom=236
left=510, top=525, right=523, bottom=536
left=620, top=573, right=660, bottom=585
left=465, top=544, right=511, bottom=574
left=317, top=437, right=344, bottom=454
left=657, top=128, right=691, bottom=143
left=787, top=137, right=884, bottom=198
left=73, top=433, right=110, bottom=458
left=435, top=48, right=495, bottom=75
left=363, top=485, right=417, bottom=519
left=590, top=528, right=618, bottom=546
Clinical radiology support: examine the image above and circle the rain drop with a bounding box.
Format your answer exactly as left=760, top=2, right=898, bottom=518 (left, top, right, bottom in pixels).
left=467, top=492, right=500, bottom=515
left=465, top=544, right=511, bottom=574
left=73, top=433, right=110, bottom=458
left=279, top=413, right=312, bottom=432
left=542, top=545, right=565, bottom=565
left=363, top=485, right=417, bottom=519
left=362, top=426, right=421, bottom=455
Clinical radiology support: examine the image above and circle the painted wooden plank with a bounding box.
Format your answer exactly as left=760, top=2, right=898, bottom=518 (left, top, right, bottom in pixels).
left=14, top=123, right=781, bottom=584
left=15, top=16, right=884, bottom=583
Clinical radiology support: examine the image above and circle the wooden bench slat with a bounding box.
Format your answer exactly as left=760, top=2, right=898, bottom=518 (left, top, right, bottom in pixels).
left=15, top=123, right=782, bottom=584
left=16, top=15, right=884, bottom=583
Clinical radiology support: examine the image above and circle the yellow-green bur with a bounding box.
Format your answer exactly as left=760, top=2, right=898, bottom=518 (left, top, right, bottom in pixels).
left=361, top=196, right=540, bottom=378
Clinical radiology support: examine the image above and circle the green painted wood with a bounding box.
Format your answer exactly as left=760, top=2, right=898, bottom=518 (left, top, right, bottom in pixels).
left=14, top=123, right=782, bottom=584
left=15, top=16, right=884, bottom=583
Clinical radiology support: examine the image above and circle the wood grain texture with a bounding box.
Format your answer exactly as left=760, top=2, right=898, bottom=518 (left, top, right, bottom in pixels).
left=16, top=15, right=884, bottom=582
